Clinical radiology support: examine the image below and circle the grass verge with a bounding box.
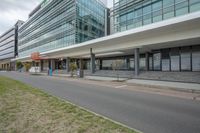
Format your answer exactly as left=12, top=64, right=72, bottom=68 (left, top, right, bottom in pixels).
left=0, top=76, right=138, bottom=133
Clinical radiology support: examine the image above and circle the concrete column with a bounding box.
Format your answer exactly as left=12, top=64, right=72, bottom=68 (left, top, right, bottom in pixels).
left=66, top=58, right=70, bottom=72
left=40, top=60, right=43, bottom=72
left=134, top=48, right=140, bottom=76
left=145, top=52, right=149, bottom=71
left=90, top=48, right=95, bottom=74
left=99, top=59, right=103, bottom=70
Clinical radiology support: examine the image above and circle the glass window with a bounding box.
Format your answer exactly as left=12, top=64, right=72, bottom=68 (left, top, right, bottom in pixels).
left=120, top=14, right=126, bottom=23
left=152, top=1, right=162, bottom=22
left=190, top=0, right=200, bottom=12
left=120, top=25, right=127, bottom=31
left=140, top=57, right=146, bottom=70
left=175, top=0, right=189, bottom=16
left=162, top=49, right=170, bottom=71
left=127, top=12, right=134, bottom=20
left=135, top=8, right=143, bottom=27
left=181, top=47, right=191, bottom=71
left=102, top=60, right=112, bottom=70
left=130, top=58, right=135, bottom=69
left=127, top=22, right=135, bottom=30
left=102, top=59, right=127, bottom=70
left=149, top=56, right=153, bottom=71
left=192, top=46, right=200, bottom=71
left=163, top=0, right=175, bottom=19
left=153, top=52, right=161, bottom=71
left=171, top=48, right=180, bottom=71
left=143, top=4, right=152, bottom=25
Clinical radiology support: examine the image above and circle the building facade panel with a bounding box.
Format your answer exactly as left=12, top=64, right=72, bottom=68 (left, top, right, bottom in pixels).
left=0, top=28, right=15, bottom=60
left=18, top=0, right=107, bottom=58
left=0, top=29, right=15, bottom=43
left=104, top=0, right=200, bottom=73
left=0, top=20, right=24, bottom=70
left=112, top=0, right=200, bottom=33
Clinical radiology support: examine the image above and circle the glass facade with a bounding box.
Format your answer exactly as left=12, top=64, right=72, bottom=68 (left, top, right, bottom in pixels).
left=0, top=21, right=23, bottom=61
left=181, top=47, right=191, bottom=71
left=161, top=49, right=170, bottom=71
left=192, top=45, right=200, bottom=71
left=18, top=0, right=106, bottom=57
left=0, top=29, right=15, bottom=60
left=94, top=45, right=200, bottom=72
left=112, top=0, right=200, bottom=33
left=171, top=48, right=180, bottom=71
left=153, top=52, right=161, bottom=71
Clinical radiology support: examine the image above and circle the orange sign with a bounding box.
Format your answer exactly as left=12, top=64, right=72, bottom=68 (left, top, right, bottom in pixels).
left=31, top=52, right=41, bottom=60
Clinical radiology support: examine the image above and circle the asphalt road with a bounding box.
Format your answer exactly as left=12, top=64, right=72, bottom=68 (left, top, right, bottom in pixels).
left=0, top=72, right=200, bottom=133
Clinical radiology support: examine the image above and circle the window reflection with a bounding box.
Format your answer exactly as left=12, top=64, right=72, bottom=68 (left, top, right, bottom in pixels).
left=171, top=48, right=180, bottom=71
left=162, top=49, right=170, bottom=71
left=114, top=0, right=200, bottom=33
left=153, top=52, right=161, bottom=71
left=192, top=46, right=200, bottom=71
left=181, top=47, right=191, bottom=71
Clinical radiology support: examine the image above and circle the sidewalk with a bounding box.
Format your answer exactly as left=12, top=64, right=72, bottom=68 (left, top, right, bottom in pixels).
left=127, top=79, right=200, bottom=93
left=7, top=71, right=200, bottom=100
left=24, top=71, right=200, bottom=93
left=39, top=72, right=71, bottom=77
left=84, top=76, right=128, bottom=81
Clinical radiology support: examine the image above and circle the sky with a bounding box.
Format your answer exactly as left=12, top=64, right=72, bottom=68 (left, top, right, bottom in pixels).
left=0, top=0, right=113, bottom=35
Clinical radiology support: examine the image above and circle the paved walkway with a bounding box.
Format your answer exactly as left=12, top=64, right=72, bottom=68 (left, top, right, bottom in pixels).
left=37, top=73, right=200, bottom=92
left=85, top=76, right=128, bottom=81
left=127, top=79, right=200, bottom=92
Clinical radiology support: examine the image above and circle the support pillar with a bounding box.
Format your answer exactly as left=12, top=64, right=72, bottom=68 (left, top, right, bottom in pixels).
left=90, top=48, right=95, bottom=74
left=134, top=48, right=140, bottom=76
left=99, top=59, right=103, bottom=70
left=40, top=60, right=43, bottom=72
left=66, top=57, right=70, bottom=72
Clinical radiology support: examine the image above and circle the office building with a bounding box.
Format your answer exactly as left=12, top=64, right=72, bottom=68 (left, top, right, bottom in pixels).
left=16, top=0, right=200, bottom=82
left=107, top=0, right=200, bottom=73
left=0, top=20, right=24, bottom=70
left=17, top=0, right=107, bottom=71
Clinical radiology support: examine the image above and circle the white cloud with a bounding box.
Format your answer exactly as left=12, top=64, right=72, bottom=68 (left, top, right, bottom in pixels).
left=107, top=1, right=113, bottom=7
left=0, top=0, right=41, bottom=35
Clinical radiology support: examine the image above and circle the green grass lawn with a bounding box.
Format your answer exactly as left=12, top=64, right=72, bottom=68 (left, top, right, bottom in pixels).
left=0, top=76, right=138, bottom=133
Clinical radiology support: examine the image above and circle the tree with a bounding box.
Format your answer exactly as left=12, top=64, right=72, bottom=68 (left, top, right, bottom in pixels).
left=69, top=62, right=77, bottom=77
left=112, top=60, right=123, bottom=81
left=16, top=61, right=23, bottom=71
left=23, top=62, right=31, bottom=72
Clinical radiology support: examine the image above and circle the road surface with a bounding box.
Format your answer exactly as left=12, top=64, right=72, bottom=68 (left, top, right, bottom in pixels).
left=0, top=72, right=200, bottom=133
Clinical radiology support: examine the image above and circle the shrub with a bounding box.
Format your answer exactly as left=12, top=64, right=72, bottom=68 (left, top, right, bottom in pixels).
left=16, top=61, right=23, bottom=70
left=69, top=62, right=77, bottom=77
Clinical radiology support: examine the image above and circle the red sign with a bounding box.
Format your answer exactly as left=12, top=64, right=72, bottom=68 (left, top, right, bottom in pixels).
left=31, top=52, right=41, bottom=60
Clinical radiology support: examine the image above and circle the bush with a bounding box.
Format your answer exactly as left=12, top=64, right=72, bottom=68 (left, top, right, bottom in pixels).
left=16, top=61, right=23, bottom=70
left=23, top=63, right=31, bottom=72
left=69, top=62, right=77, bottom=77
